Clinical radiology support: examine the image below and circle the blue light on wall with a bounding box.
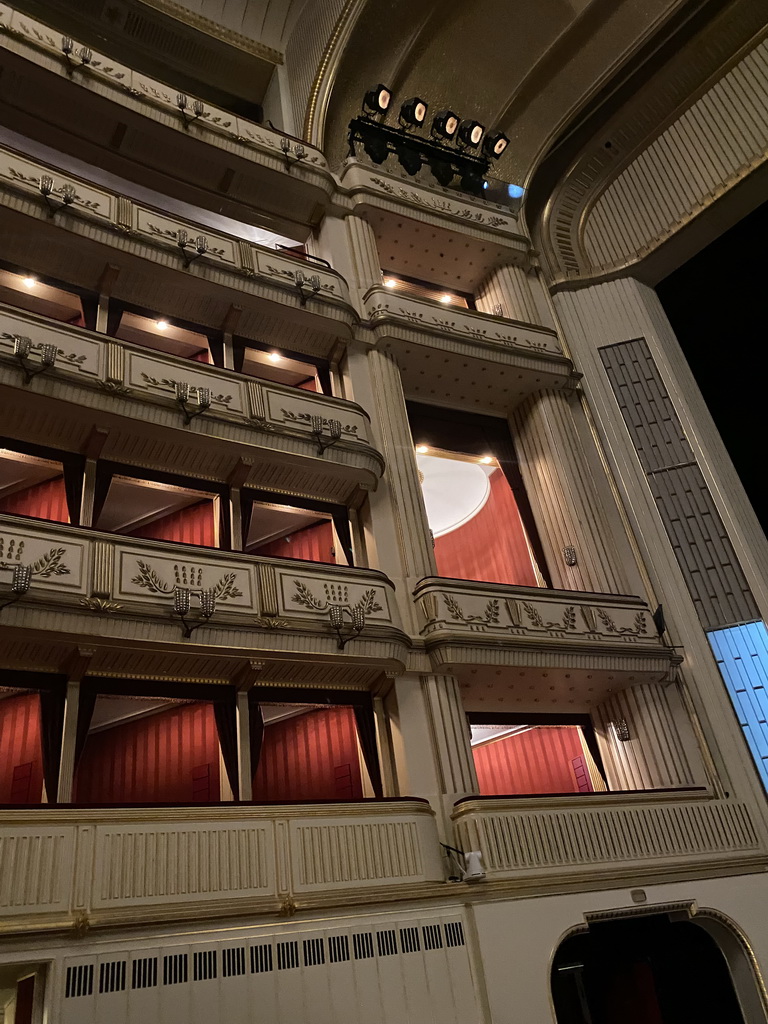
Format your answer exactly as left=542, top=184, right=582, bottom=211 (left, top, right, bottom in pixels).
left=507, top=184, right=525, bottom=199
left=708, top=621, right=768, bottom=791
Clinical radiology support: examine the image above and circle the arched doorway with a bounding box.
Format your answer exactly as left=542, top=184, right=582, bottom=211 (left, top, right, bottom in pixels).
left=551, top=912, right=759, bottom=1024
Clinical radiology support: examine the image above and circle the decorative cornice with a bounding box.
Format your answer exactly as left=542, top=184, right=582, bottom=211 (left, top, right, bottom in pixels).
left=136, top=0, right=284, bottom=64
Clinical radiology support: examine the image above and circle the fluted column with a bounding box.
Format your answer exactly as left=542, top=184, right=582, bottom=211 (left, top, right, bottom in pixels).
left=393, top=673, right=477, bottom=837
left=475, top=263, right=537, bottom=323
left=310, top=212, right=381, bottom=314
left=592, top=681, right=707, bottom=791
left=511, top=388, right=630, bottom=593
left=56, top=680, right=80, bottom=803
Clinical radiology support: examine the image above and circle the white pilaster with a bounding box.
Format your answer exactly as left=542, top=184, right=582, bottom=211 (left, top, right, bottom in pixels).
left=235, top=690, right=253, bottom=802
left=55, top=680, right=80, bottom=804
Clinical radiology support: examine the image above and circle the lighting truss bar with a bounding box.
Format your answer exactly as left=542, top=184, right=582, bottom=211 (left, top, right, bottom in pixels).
left=347, top=116, right=491, bottom=195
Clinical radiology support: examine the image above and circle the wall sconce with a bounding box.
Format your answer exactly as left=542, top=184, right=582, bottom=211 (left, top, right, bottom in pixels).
left=279, top=137, right=307, bottom=172
left=175, top=382, right=211, bottom=424
left=611, top=718, right=630, bottom=742
left=60, top=37, right=92, bottom=71
left=39, top=176, right=77, bottom=219
left=492, top=303, right=504, bottom=317
left=294, top=270, right=321, bottom=306
left=329, top=603, right=366, bottom=650
left=311, top=416, right=342, bottom=455
left=176, top=94, right=205, bottom=129
left=13, top=335, right=58, bottom=384
left=173, top=585, right=216, bottom=637
left=0, top=563, right=32, bottom=612
left=177, top=229, right=208, bottom=268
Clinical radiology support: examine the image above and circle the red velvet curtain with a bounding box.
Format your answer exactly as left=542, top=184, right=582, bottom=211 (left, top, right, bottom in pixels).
left=0, top=477, right=69, bottom=523
left=298, top=378, right=318, bottom=391
left=433, top=469, right=536, bottom=586
left=0, top=694, right=44, bottom=803
left=191, top=349, right=211, bottom=363
left=130, top=500, right=216, bottom=547
left=254, top=520, right=335, bottom=563
left=252, top=707, right=363, bottom=802
left=472, top=726, right=587, bottom=796
left=75, top=702, right=220, bottom=803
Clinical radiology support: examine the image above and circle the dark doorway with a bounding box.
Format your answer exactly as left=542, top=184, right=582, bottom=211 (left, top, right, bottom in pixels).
left=552, top=914, right=747, bottom=1024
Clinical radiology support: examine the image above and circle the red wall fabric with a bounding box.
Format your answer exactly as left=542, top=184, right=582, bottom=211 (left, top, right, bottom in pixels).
left=130, top=500, right=216, bottom=547
left=0, top=694, right=44, bottom=803
left=252, top=707, right=363, bottom=802
left=433, top=469, right=537, bottom=586
left=298, top=378, right=318, bottom=391
left=0, top=477, right=69, bottom=523
left=75, top=702, right=220, bottom=804
left=254, top=519, right=335, bottom=563
left=472, top=726, right=587, bottom=796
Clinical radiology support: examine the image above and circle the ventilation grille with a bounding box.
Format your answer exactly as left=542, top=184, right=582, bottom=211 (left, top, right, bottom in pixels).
left=223, top=947, right=246, bottom=978
left=376, top=930, right=397, bottom=957
left=163, top=954, right=188, bottom=986
left=423, top=924, right=443, bottom=951
left=353, top=932, right=375, bottom=960
left=99, top=961, right=126, bottom=994
left=65, top=965, right=93, bottom=998
left=400, top=927, right=420, bottom=953
left=132, top=958, right=157, bottom=989
left=250, top=944, right=273, bottom=974
left=303, top=938, right=325, bottom=967
left=277, top=940, right=299, bottom=970
left=193, top=951, right=217, bottom=981
left=328, top=935, right=350, bottom=963
left=445, top=921, right=465, bottom=947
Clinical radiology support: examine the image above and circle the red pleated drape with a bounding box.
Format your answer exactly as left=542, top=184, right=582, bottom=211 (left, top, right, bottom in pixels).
left=433, top=469, right=537, bottom=586
left=297, top=378, right=318, bottom=391
left=254, top=519, right=335, bottom=563
left=252, top=707, right=363, bottom=802
left=191, top=349, right=211, bottom=363
left=0, top=693, right=44, bottom=803
left=0, top=477, right=69, bottom=523
left=130, top=500, right=216, bottom=547
left=74, top=702, right=220, bottom=804
left=472, top=726, right=587, bottom=796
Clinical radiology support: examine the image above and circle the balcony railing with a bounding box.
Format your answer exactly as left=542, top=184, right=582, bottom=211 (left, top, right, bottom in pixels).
left=0, top=799, right=442, bottom=932
left=364, top=285, right=564, bottom=361
left=453, top=792, right=761, bottom=885
left=0, top=144, right=354, bottom=323
left=0, top=304, right=384, bottom=497
left=0, top=517, right=407, bottom=659
left=414, top=576, right=677, bottom=678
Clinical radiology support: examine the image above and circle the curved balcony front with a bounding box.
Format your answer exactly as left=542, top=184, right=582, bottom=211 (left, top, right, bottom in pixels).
left=0, top=305, right=384, bottom=505
left=0, top=517, right=410, bottom=677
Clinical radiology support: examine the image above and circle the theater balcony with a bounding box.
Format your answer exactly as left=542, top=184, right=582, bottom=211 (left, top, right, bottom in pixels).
left=0, top=799, right=443, bottom=935
left=452, top=791, right=762, bottom=891
left=0, top=517, right=409, bottom=668
left=413, top=577, right=679, bottom=700
left=0, top=5, right=334, bottom=237
left=0, top=305, right=384, bottom=505
left=0, top=143, right=356, bottom=352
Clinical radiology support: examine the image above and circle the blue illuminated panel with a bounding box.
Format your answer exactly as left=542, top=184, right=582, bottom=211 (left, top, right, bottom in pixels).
left=708, top=621, right=768, bottom=792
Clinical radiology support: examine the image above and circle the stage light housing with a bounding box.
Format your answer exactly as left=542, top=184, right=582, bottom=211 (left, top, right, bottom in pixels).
left=483, top=131, right=509, bottom=159
left=363, top=84, right=392, bottom=115
left=399, top=97, right=428, bottom=128
left=458, top=119, right=485, bottom=148
left=431, top=109, right=460, bottom=140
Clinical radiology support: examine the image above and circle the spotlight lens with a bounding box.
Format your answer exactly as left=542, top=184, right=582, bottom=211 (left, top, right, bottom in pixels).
left=414, top=102, right=427, bottom=123
left=493, top=137, right=507, bottom=156
left=156, top=319, right=169, bottom=331
left=378, top=88, right=391, bottom=110
left=439, top=294, right=452, bottom=304
left=480, top=456, right=493, bottom=464
left=268, top=352, right=282, bottom=362
left=384, top=278, right=397, bottom=288
left=22, top=276, right=37, bottom=289
left=445, top=116, right=458, bottom=136
left=470, top=124, right=484, bottom=145
left=416, top=445, right=429, bottom=454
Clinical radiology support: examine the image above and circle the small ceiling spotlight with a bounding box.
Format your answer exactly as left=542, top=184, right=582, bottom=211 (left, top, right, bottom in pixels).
left=384, top=278, right=398, bottom=288
left=416, top=444, right=429, bottom=454
left=155, top=319, right=169, bottom=331
left=480, top=456, right=493, bottom=464
left=439, top=294, right=452, bottom=304
left=268, top=351, right=282, bottom=362
left=399, top=97, right=428, bottom=129
left=458, top=119, right=485, bottom=148
left=431, top=110, right=460, bottom=140
left=484, top=131, right=510, bottom=159
left=363, top=84, right=392, bottom=116
left=22, top=276, right=37, bottom=289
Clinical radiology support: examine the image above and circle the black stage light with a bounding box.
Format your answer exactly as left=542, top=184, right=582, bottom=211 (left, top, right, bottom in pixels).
left=431, top=109, right=460, bottom=140
left=362, top=133, right=390, bottom=164
left=428, top=155, right=454, bottom=187
left=483, top=131, right=509, bottom=159
left=460, top=168, right=485, bottom=196
left=458, top=119, right=485, bottom=148
left=399, top=97, right=428, bottom=128
left=363, top=84, right=393, bottom=115
left=398, top=144, right=423, bottom=176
